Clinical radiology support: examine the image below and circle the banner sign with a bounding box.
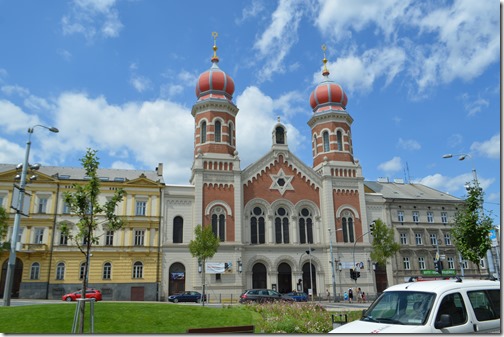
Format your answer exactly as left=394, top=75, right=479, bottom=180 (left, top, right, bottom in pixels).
left=205, top=262, right=233, bottom=274
left=421, top=269, right=456, bottom=276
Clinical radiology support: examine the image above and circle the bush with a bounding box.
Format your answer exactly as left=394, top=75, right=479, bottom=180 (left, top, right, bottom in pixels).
left=245, top=302, right=333, bottom=333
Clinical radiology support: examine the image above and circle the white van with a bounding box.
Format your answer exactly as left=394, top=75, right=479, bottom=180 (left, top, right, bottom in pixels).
left=330, top=278, right=500, bottom=333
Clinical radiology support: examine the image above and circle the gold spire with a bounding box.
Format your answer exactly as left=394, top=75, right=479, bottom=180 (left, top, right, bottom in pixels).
left=211, top=31, right=219, bottom=62
left=322, top=44, right=329, bottom=77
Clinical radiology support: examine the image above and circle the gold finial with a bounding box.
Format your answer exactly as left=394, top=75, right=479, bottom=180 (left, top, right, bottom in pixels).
left=212, top=32, right=219, bottom=62
left=321, top=44, right=329, bottom=76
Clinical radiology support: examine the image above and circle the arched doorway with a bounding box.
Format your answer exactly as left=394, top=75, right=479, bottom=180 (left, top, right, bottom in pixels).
left=252, top=263, right=267, bottom=289
left=277, top=263, right=292, bottom=293
left=302, top=262, right=316, bottom=297
left=168, top=263, right=185, bottom=295
left=0, top=258, right=23, bottom=298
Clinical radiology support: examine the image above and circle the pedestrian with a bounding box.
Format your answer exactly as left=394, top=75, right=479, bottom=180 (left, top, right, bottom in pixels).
left=362, top=291, right=366, bottom=302
left=326, top=289, right=330, bottom=301
left=348, top=288, right=353, bottom=303
left=357, top=287, right=362, bottom=303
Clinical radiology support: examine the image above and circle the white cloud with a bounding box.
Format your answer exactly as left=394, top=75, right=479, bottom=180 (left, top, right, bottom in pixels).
left=0, top=100, right=41, bottom=133
left=470, top=135, right=500, bottom=159
left=1, top=85, right=30, bottom=97
left=0, top=138, right=25, bottom=163
left=62, top=0, right=123, bottom=41
left=236, top=86, right=305, bottom=167
left=236, top=0, right=265, bottom=25
left=314, top=47, right=406, bottom=95
left=418, top=172, right=494, bottom=195
left=447, top=134, right=463, bottom=148
left=313, top=1, right=499, bottom=96
left=46, top=92, right=194, bottom=184
left=253, top=0, right=304, bottom=82
left=111, top=161, right=135, bottom=170
left=378, top=156, right=402, bottom=173
left=130, top=75, right=152, bottom=93
left=397, top=138, right=421, bottom=151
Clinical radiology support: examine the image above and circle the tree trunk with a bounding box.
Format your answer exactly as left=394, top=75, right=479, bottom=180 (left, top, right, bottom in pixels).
left=78, top=230, right=92, bottom=333
left=201, top=258, right=206, bottom=307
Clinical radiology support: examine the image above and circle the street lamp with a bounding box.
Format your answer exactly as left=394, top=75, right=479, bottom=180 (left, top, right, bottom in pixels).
left=306, top=247, right=315, bottom=302
left=328, top=227, right=342, bottom=302
left=3, top=124, right=59, bottom=306
left=442, top=152, right=494, bottom=278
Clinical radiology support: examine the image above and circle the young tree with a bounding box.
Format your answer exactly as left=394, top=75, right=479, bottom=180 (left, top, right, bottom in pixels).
left=59, top=149, right=125, bottom=333
left=0, top=206, right=8, bottom=251
left=188, top=224, right=219, bottom=306
left=370, top=218, right=400, bottom=266
left=451, top=184, right=493, bottom=273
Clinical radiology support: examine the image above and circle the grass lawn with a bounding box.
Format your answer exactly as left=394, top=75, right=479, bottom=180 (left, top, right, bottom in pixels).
left=0, top=302, right=260, bottom=334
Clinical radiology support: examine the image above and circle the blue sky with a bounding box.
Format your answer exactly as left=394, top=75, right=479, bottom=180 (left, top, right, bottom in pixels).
left=0, top=0, right=500, bottom=225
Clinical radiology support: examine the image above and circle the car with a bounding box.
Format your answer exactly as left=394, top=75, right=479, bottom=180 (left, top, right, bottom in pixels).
left=239, top=289, right=295, bottom=304
left=285, top=291, right=308, bottom=302
left=330, top=278, right=500, bottom=333
left=167, top=291, right=206, bottom=303
left=62, top=288, right=102, bottom=302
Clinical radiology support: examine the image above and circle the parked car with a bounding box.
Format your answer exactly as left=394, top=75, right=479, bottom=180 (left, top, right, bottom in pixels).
left=168, top=291, right=206, bottom=303
left=330, top=278, right=500, bottom=333
left=239, top=289, right=295, bottom=304
left=62, top=289, right=102, bottom=302
left=285, top=291, right=308, bottom=302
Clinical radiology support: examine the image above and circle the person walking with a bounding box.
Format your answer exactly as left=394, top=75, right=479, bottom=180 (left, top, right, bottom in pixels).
left=357, top=287, right=362, bottom=303
left=348, top=288, right=353, bottom=303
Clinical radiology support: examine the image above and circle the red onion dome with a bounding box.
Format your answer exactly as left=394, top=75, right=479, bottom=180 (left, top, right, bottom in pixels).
left=195, top=32, right=235, bottom=101
left=309, top=80, right=348, bottom=111
left=195, top=62, right=235, bottom=100
left=310, top=45, right=348, bottom=111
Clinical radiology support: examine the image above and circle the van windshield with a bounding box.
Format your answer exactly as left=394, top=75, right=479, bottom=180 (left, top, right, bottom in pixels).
left=361, top=291, right=435, bottom=326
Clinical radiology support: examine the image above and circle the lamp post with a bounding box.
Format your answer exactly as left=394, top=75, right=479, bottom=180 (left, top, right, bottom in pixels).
left=3, top=124, right=59, bottom=306
left=306, top=247, right=315, bottom=302
left=328, top=227, right=342, bottom=302
left=443, top=152, right=494, bottom=278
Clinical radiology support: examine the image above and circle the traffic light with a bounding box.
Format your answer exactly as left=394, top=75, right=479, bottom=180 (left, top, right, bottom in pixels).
left=224, top=262, right=229, bottom=270
left=370, top=221, right=375, bottom=235
left=434, top=260, right=443, bottom=274
left=350, top=269, right=356, bottom=280
left=356, top=271, right=361, bottom=279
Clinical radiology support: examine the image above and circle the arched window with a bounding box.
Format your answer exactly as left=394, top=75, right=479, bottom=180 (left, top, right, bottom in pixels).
left=201, top=121, right=207, bottom=143
left=173, top=216, right=183, bottom=243
left=341, top=211, right=355, bottom=243
left=228, top=122, right=234, bottom=146
left=275, top=126, right=285, bottom=144
left=30, top=262, right=40, bottom=280
left=133, top=261, right=143, bottom=279
left=103, top=262, right=112, bottom=280
left=274, top=207, right=290, bottom=244
left=250, top=206, right=266, bottom=244
left=323, top=131, right=330, bottom=152
left=313, top=134, right=318, bottom=155
left=298, top=208, right=313, bottom=244
left=337, top=130, right=343, bottom=151
left=211, top=207, right=226, bottom=242
left=56, top=262, right=65, bottom=280
left=215, top=120, right=221, bottom=142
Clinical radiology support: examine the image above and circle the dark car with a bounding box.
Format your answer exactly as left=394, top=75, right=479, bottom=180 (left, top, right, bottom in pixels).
left=239, top=289, right=294, bottom=304
left=62, top=288, right=102, bottom=302
left=285, top=291, right=308, bottom=302
left=168, top=291, right=206, bottom=303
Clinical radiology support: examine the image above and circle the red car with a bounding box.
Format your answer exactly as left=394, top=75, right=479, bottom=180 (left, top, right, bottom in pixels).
left=62, top=289, right=102, bottom=302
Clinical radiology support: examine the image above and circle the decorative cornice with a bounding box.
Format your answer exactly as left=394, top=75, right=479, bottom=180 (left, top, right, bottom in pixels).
left=191, top=99, right=239, bottom=117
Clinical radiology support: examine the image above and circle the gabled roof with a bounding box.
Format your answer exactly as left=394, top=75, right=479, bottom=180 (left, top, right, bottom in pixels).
left=364, top=180, right=461, bottom=202
left=241, top=148, right=321, bottom=189
left=0, top=164, right=164, bottom=184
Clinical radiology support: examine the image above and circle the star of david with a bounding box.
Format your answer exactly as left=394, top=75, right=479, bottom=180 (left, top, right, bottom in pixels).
left=269, top=169, right=294, bottom=195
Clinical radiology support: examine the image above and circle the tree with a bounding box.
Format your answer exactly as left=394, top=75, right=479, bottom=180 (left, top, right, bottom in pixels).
left=0, top=206, right=8, bottom=251
left=451, top=183, right=493, bottom=273
left=188, top=224, right=219, bottom=306
left=59, top=149, right=125, bottom=333
left=370, top=218, right=400, bottom=266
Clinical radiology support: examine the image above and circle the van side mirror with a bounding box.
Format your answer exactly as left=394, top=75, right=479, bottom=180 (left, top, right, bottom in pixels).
left=434, top=314, right=452, bottom=329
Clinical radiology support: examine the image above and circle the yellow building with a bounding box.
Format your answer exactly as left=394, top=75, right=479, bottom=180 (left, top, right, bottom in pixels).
left=0, top=163, right=164, bottom=301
